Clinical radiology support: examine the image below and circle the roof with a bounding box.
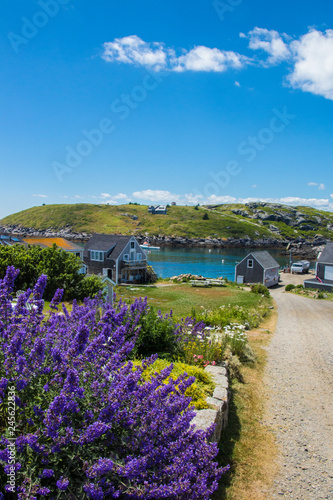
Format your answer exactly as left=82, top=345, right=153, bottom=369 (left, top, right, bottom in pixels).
left=0, top=235, right=22, bottom=246
left=237, top=250, right=279, bottom=270
left=318, top=242, right=333, bottom=263
left=251, top=251, right=279, bottom=269
left=23, top=238, right=83, bottom=251
left=84, top=234, right=133, bottom=260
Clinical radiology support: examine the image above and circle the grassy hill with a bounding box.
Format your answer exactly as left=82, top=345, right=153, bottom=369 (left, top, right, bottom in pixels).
left=1, top=203, right=333, bottom=240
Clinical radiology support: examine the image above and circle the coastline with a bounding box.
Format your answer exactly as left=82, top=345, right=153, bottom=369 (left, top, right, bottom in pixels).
left=0, top=224, right=327, bottom=259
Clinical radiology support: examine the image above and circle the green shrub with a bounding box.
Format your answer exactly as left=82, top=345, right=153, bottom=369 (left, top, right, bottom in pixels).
left=250, top=283, right=270, bottom=297
left=202, top=213, right=209, bottom=220
left=296, top=284, right=304, bottom=289
left=285, top=284, right=296, bottom=291
left=76, top=274, right=105, bottom=300
left=131, top=307, right=179, bottom=359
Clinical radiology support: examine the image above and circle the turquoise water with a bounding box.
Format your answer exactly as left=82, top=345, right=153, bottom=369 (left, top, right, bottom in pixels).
left=146, top=247, right=315, bottom=280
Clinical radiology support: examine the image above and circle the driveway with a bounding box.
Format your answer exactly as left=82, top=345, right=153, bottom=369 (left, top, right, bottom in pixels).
left=265, top=280, right=333, bottom=499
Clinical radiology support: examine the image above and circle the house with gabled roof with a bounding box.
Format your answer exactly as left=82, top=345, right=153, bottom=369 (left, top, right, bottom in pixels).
left=304, top=242, right=333, bottom=292
left=83, top=234, right=148, bottom=284
left=235, top=250, right=280, bottom=287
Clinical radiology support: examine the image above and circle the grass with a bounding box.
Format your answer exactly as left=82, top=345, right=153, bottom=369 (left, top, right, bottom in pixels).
left=115, top=282, right=264, bottom=320
left=213, top=310, right=278, bottom=500
left=2, top=203, right=333, bottom=239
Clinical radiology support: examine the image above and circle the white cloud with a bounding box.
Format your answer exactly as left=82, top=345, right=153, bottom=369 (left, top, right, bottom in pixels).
left=279, top=196, right=329, bottom=207
left=174, top=46, right=247, bottom=72
left=100, top=193, right=111, bottom=199
left=33, top=194, right=48, bottom=198
left=102, top=35, right=168, bottom=71
left=102, top=29, right=333, bottom=101
left=252, top=184, right=257, bottom=188
left=307, top=182, right=326, bottom=190
left=102, top=36, right=248, bottom=73
left=205, top=195, right=237, bottom=204
left=288, top=29, right=333, bottom=101
left=235, top=81, right=241, bottom=87
left=114, top=193, right=129, bottom=200
left=132, top=189, right=180, bottom=203
left=246, top=27, right=291, bottom=65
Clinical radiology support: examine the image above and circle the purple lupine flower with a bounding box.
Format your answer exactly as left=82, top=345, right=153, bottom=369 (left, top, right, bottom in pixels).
left=56, top=477, right=69, bottom=490
left=49, top=288, right=64, bottom=310
left=41, top=469, right=54, bottom=478
left=0, top=266, right=225, bottom=499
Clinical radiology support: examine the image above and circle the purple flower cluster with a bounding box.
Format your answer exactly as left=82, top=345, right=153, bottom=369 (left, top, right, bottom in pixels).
left=0, top=266, right=225, bottom=499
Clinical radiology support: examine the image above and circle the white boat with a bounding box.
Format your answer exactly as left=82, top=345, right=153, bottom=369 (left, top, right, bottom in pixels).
left=140, top=242, right=160, bottom=250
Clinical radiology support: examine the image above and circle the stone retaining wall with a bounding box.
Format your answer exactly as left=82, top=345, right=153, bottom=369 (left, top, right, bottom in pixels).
left=191, top=364, right=229, bottom=443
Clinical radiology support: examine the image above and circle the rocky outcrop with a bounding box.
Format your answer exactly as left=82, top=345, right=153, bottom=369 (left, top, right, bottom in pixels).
left=0, top=224, right=91, bottom=242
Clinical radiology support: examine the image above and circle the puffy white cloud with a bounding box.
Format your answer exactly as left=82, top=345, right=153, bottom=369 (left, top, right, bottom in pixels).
left=32, top=194, right=48, bottom=198
left=102, top=35, right=168, bottom=71
left=246, top=27, right=291, bottom=65
left=132, top=189, right=180, bottom=203
left=288, top=29, right=333, bottom=101
left=174, top=46, right=247, bottom=72
left=102, top=36, right=248, bottom=73
left=101, top=29, right=333, bottom=101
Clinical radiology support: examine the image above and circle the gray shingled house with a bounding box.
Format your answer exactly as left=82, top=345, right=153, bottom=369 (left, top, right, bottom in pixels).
left=235, top=250, right=280, bottom=287
left=304, top=242, right=333, bottom=292
left=83, top=234, right=148, bottom=284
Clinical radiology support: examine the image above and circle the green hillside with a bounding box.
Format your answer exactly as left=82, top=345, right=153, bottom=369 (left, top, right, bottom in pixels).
left=1, top=203, right=333, bottom=240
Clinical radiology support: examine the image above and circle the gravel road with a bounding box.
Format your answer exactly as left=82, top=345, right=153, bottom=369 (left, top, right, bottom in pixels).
left=265, top=278, right=333, bottom=499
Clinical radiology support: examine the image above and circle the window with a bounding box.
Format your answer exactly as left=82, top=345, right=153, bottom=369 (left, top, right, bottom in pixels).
left=130, top=241, right=135, bottom=249
left=91, top=251, right=104, bottom=261
left=247, top=259, right=254, bottom=269
left=124, top=254, right=129, bottom=261
left=137, top=253, right=142, bottom=261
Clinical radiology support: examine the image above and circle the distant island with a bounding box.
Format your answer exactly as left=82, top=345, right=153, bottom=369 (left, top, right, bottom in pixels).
left=1, top=202, right=332, bottom=258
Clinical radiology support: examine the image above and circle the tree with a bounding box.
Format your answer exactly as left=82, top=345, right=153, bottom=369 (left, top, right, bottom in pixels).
left=0, top=244, right=102, bottom=301
left=202, top=213, right=209, bottom=220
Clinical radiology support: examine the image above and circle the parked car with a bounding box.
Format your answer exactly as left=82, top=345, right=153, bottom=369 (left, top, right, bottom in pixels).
left=291, top=260, right=310, bottom=274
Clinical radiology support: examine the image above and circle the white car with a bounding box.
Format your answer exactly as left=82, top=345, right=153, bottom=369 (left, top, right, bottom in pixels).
left=291, top=261, right=310, bottom=274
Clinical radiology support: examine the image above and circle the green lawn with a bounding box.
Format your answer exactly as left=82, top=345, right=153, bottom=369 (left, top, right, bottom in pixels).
left=115, top=283, right=263, bottom=320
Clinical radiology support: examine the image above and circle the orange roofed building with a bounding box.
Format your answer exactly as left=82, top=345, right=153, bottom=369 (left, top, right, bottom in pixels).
left=22, top=237, right=86, bottom=274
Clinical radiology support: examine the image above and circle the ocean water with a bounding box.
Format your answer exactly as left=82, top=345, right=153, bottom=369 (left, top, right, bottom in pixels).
left=145, top=247, right=315, bottom=280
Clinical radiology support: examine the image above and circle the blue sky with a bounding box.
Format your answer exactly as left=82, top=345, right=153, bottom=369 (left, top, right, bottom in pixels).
left=1, top=0, right=333, bottom=219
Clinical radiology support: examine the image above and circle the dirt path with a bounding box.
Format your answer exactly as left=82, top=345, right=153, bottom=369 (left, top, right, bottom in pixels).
left=265, top=280, right=333, bottom=499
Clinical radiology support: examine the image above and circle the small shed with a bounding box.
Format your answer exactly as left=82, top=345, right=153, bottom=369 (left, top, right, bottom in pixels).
left=235, top=250, right=280, bottom=287
left=304, top=242, right=333, bottom=292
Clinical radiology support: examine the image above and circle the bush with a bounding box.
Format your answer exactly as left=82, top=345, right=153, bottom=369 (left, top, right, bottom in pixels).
left=76, top=275, right=105, bottom=301
left=131, top=306, right=179, bottom=359
left=250, top=283, right=270, bottom=297
left=285, top=284, right=296, bottom=291
left=202, top=213, right=209, bottom=220
left=0, top=267, right=225, bottom=499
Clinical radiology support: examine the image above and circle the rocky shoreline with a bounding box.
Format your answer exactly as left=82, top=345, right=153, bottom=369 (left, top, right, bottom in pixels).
left=0, top=224, right=328, bottom=259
